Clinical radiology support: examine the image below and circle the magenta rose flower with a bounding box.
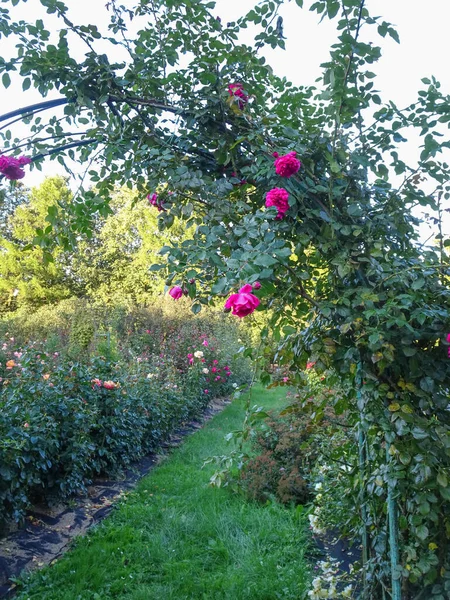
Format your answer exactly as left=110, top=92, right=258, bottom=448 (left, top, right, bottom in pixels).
left=147, top=192, right=165, bottom=212
left=224, top=284, right=260, bottom=318
left=273, top=151, right=301, bottom=178
left=0, top=154, right=31, bottom=180
left=169, top=286, right=183, bottom=300
left=252, top=281, right=261, bottom=290
left=265, top=188, right=290, bottom=220
left=228, top=82, right=248, bottom=109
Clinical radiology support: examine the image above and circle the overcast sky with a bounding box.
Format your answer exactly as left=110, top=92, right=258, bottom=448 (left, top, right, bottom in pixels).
left=2, top=0, right=449, bottom=239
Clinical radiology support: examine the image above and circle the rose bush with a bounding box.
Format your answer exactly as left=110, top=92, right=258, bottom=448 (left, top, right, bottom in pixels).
left=0, top=302, right=251, bottom=525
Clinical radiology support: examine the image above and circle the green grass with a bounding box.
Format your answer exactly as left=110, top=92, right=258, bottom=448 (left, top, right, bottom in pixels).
left=15, top=385, right=311, bottom=600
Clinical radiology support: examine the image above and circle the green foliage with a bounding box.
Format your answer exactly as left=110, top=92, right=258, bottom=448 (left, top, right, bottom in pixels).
left=68, top=312, right=95, bottom=355
left=13, top=385, right=310, bottom=600
left=1, top=0, right=450, bottom=596
left=0, top=177, right=79, bottom=308
left=240, top=410, right=314, bottom=506
left=0, top=304, right=252, bottom=525
left=0, top=180, right=188, bottom=310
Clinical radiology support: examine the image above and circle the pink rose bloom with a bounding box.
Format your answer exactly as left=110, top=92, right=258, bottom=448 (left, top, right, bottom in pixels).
left=306, top=361, right=316, bottom=369
left=211, top=367, right=217, bottom=373
left=213, top=360, right=219, bottom=365
left=147, top=192, right=165, bottom=212
left=224, top=284, right=260, bottom=318
left=189, top=358, right=194, bottom=365
left=24, top=422, right=29, bottom=428
left=204, top=389, right=209, bottom=394
left=187, top=353, right=193, bottom=359
left=203, top=340, right=209, bottom=347
left=215, top=376, right=221, bottom=381
left=169, top=286, right=183, bottom=300
left=265, top=188, right=289, bottom=220
left=0, top=154, right=31, bottom=180
left=273, top=151, right=301, bottom=178
left=228, top=82, right=248, bottom=109
left=252, top=281, right=261, bottom=290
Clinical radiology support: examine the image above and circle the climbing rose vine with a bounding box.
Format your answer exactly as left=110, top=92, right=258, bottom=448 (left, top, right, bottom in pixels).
left=1, top=1, right=450, bottom=597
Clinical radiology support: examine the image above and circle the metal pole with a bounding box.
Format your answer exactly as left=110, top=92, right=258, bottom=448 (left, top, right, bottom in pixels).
left=356, top=360, right=369, bottom=599
left=386, top=445, right=402, bottom=600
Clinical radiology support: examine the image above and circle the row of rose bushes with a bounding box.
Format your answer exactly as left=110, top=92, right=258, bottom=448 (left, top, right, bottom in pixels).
left=0, top=310, right=251, bottom=525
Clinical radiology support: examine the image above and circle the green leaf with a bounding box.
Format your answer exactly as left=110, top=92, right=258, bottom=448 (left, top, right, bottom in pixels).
left=149, top=263, right=164, bottom=271
left=283, top=326, right=297, bottom=335
left=415, top=525, right=429, bottom=541
left=411, top=278, right=425, bottom=290
left=402, top=345, right=417, bottom=357
left=198, top=72, right=216, bottom=85
left=327, top=0, right=340, bottom=19
left=439, top=487, right=450, bottom=501
left=254, top=255, right=278, bottom=267
left=437, top=472, right=448, bottom=488
left=22, top=77, right=31, bottom=91
left=211, top=278, right=227, bottom=295
left=191, top=303, right=201, bottom=315
left=388, top=28, right=400, bottom=44
left=412, top=427, right=428, bottom=440
left=2, top=72, right=11, bottom=88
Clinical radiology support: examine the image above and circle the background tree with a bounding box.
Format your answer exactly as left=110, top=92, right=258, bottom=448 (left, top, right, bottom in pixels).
left=71, top=188, right=190, bottom=306
left=0, top=176, right=79, bottom=309
left=0, top=178, right=185, bottom=310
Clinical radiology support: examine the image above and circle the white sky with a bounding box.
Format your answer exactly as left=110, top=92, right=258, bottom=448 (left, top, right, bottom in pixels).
left=1, top=0, right=450, bottom=240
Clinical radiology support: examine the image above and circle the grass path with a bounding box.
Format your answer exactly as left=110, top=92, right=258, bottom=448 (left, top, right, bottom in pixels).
left=16, top=386, right=311, bottom=600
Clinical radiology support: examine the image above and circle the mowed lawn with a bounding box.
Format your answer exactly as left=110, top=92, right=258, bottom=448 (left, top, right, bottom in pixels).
left=15, top=386, right=311, bottom=600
